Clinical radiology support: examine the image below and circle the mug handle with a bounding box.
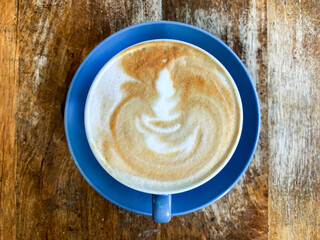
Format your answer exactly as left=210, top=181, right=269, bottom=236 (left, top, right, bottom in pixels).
left=152, top=194, right=171, bottom=223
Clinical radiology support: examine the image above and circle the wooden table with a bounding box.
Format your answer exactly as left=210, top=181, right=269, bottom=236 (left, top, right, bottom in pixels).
left=1, top=0, right=319, bottom=239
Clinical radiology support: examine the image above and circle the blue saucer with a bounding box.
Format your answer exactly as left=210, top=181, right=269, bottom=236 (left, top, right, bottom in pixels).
left=64, top=21, right=260, bottom=216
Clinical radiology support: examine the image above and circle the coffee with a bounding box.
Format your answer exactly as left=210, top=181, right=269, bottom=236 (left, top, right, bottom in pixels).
left=85, top=40, right=242, bottom=193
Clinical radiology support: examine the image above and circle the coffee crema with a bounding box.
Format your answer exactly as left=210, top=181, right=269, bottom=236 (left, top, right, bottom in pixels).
left=85, top=41, right=242, bottom=193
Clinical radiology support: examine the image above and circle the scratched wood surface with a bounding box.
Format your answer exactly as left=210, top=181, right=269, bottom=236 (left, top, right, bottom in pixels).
left=0, top=0, right=319, bottom=239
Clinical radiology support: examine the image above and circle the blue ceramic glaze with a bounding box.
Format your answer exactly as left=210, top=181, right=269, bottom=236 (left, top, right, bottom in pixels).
left=152, top=195, right=171, bottom=223
left=64, top=21, right=260, bottom=218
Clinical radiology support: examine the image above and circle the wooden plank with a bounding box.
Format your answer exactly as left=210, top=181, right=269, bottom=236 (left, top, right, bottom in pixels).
left=0, top=0, right=18, bottom=239
left=16, top=0, right=94, bottom=239
left=267, top=0, right=320, bottom=239
left=16, top=0, right=162, bottom=239
left=162, top=0, right=269, bottom=239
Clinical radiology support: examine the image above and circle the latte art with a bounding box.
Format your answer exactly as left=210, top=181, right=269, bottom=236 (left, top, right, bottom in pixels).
left=135, top=68, right=196, bottom=154
left=85, top=41, right=242, bottom=193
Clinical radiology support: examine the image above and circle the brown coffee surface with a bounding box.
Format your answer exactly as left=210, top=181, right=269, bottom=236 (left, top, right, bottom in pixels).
left=86, top=41, right=242, bottom=192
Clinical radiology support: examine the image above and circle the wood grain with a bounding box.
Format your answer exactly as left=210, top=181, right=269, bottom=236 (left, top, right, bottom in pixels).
left=0, top=0, right=319, bottom=239
left=267, top=0, right=320, bottom=239
left=0, top=0, right=18, bottom=239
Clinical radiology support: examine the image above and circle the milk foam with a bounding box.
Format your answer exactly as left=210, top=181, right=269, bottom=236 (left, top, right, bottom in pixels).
left=85, top=41, right=242, bottom=193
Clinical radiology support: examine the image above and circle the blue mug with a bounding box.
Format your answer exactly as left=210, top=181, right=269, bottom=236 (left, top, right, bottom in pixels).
left=83, top=39, right=243, bottom=223
left=64, top=21, right=260, bottom=224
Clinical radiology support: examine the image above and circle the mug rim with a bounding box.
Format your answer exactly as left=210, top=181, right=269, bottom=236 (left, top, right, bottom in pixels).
left=84, top=39, right=243, bottom=195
